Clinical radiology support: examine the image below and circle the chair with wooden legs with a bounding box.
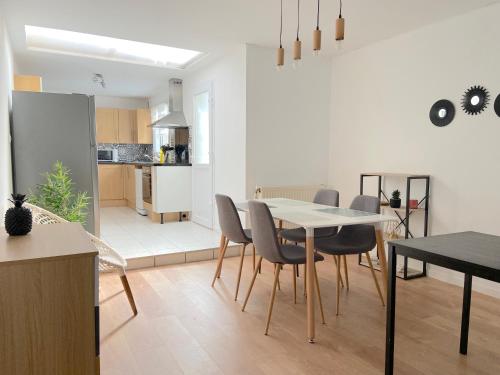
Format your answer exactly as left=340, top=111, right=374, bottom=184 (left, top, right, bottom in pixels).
left=212, top=194, right=256, bottom=301
left=314, top=195, right=385, bottom=316
left=26, top=203, right=138, bottom=316
left=242, top=200, right=326, bottom=335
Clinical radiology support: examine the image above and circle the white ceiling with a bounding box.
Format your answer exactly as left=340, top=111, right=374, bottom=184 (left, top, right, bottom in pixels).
left=2, top=0, right=499, bottom=98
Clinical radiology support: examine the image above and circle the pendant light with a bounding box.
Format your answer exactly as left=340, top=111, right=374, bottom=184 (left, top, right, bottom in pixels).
left=293, top=0, right=302, bottom=67
left=335, top=0, right=345, bottom=49
left=312, top=0, right=321, bottom=55
left=276, top=0, right=284, bottom=70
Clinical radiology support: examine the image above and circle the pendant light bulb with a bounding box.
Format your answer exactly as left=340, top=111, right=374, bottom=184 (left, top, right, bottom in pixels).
left=335, top=0, right=345, bottom=42
left=276, top=47, right=285, bottom=69
left=293, top=0, right=301, bottom=62
left=312, top=0, right=321, bottom=55
left=276, top=0, right=285, bottom=69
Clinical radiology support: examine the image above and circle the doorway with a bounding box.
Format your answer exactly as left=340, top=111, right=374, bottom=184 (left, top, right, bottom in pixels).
left=191, top=83, right=214, bottom=229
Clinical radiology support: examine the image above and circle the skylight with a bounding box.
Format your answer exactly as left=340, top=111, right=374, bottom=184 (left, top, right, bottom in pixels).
left=25, top=25, right=203, bottom=69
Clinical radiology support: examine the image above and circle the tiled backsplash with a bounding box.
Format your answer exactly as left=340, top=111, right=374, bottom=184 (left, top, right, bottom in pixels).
left=98, top=143, right=153, bottom=162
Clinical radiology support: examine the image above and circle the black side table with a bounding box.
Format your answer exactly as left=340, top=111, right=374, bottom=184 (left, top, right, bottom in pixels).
left=385, top=232, right=500, bottom=375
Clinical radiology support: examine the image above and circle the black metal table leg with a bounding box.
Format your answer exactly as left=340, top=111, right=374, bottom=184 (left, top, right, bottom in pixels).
left=460, top=274, right=472, bottom=355
left=385, top=245, right=397, bottom=375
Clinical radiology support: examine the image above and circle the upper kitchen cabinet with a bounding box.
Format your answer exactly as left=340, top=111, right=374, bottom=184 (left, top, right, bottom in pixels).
left=96, top=108, right=119, bottom=143
left=96, top=107, right=152, bottom=145
left=14, top=75, right=43, bottom=92
left=136, top=108, right=152, bottom=144
left=118, top=109, right=137, bottom=144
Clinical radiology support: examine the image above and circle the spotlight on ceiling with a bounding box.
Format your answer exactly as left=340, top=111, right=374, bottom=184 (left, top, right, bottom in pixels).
left=92, top=73, right=106, bottom=88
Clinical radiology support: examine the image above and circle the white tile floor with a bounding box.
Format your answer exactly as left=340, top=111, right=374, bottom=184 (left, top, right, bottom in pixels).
left=99, top=207, right=225, bottom=263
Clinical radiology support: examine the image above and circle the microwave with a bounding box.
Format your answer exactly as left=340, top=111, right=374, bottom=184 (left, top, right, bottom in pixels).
left=98, top=149, right=118, bottom=162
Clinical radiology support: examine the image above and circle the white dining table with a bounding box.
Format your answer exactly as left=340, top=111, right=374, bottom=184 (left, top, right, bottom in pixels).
left=236, top=198, right=395, bottom=343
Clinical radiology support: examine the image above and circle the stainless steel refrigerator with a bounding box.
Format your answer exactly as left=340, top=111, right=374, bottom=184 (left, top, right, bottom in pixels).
left=11, top=91, right=99, bottom=234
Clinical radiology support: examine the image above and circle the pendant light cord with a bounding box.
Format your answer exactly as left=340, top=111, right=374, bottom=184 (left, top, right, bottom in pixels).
left=339, top=0, right=342, bottom=18
left=280, top=0, right=283, bottom=48
left=316, top=0, right=320, bottom=30
left=296, top=0, right=300, bottom=40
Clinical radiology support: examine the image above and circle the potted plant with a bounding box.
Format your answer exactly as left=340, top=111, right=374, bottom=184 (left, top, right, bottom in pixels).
left=28, top=161, right=90, bottom=223
left=390, top=190, right=401, bottom=208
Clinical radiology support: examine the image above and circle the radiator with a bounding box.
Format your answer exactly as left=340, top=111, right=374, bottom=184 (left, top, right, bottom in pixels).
left=254, top=185, right=325, bottom=202
left=254, top=185, right=327, bottom=229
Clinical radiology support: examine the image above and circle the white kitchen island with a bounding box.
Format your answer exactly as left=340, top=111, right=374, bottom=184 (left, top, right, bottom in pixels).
left=152, top=165, right=192, bottom=222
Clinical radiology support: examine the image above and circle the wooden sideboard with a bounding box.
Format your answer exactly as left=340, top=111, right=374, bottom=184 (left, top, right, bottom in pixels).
left=0, top=223, right=99, bottom=375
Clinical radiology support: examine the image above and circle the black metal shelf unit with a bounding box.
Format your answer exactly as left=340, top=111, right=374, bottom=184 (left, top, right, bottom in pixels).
left=359, top=173, right=430, bottom=280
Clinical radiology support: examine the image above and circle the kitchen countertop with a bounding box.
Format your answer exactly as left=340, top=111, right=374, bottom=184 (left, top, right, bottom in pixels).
left=98, top=161, right=192, bottom=166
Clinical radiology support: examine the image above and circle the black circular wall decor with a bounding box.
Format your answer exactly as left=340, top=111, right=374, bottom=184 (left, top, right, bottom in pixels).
left=429, top=99, right=455, bottom=127
left=461, top=85, right=489, bottom=115
left=494, top=94, right=500, bottom=117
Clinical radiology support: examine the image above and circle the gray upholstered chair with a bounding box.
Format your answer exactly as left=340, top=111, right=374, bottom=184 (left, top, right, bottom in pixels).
left=242, top=200, right=325, bottom=335
left=212, top=194, right=256, bottom=301
left=279, top=189, right=347, bottom=288
left=314, top=195, right=385, bottom=315
left=280, top=189, right=340, bottom=243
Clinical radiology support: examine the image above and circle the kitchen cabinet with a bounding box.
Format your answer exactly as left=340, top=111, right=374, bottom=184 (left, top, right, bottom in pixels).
left=118, top=109, right=136, bottom=144
left=124, top=164, right=136, bottom=208
left=96, top=108, right=118, bottom=143
left=14, top=75, right=42, bottom=92
left=152, top=166, right=192, bottom=214
left=136, top=108, right=152, bottom=144
left=96, top=107, right=153, bottom=145
left=98, top=164, right=124, bottom=201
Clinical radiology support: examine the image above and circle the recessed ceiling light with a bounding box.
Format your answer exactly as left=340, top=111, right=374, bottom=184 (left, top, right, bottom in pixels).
left=25, top=25, right=203, bottom=69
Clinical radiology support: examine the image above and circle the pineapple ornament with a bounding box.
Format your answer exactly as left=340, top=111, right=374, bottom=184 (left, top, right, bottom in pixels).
left=5, top=194, right=33, bottom=236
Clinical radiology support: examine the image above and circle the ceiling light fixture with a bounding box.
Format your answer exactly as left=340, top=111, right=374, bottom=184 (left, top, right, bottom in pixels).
left=276, top=0, right=285, bottom=70
left=335, top=0, right=345, bottom=49
left=312, top=0, right=321, bottom=55
left=293, top=0, right=302, bottom=67
left=92, top=73, right=106, bottom=88
left=25, top=25, right=203, bottom=69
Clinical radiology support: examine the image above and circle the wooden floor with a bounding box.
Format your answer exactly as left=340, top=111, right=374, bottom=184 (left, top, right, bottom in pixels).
left=99, top=255, right=500, bottom=375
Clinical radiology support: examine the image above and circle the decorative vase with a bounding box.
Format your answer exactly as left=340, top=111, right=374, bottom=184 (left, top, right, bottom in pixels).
left=5, top=194, right=32, bottom=236
left=389, top=198, right=401, bottom=209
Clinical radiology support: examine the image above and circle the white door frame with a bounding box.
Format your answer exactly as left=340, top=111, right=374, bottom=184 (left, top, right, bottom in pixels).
left=191, top=81, right=215, bottom=229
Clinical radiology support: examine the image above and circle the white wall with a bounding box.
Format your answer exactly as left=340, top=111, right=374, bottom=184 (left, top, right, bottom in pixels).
left=246, top=44, right=332, bottom=198
left=94, top=95, right=148, bottom=109
left=329, top=4, right=500, bottom=297
left=182, top=45, right=247, bottom=228
left=0, top=15, right=15, bottom=217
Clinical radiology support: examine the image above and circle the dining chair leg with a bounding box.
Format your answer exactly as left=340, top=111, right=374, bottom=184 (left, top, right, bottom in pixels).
left=217, top=238, right=230, bottom=278
left=333, top=255, right=345, bottom=288
left=336, top=255, right=341, bottom=316
left=365, top=252, right=385, bottom=306
left=265, top=264, right=281, bottom=335
left=252, top=244, right=256, bottom=271
left=292, top=264, right=297, bottom=304
left=313, top=263, right=325, bottom=324
left=212, top=237, right=229, bottom=286
left=274, top=264, right=281, bottom=291
left=234, top=244, right=246, bottom=301
left=120, top=274, right=138, bottom=316
left=296, top=265, right=300, bottom=278
left=242, top=256, right=263, bottom=311
left=343, top=255, right=349, bottom=291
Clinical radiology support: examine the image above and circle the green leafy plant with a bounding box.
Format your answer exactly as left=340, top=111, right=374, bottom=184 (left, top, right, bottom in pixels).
left=28, top=161, right=90, bottom=224
left=391, top=190, right=401, bottom=200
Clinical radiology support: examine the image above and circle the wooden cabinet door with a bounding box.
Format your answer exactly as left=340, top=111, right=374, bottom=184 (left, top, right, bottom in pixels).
left=124, top=165, right=136, bottom=206
left=96, top=108, right=118, bottom=143
left=118, top=109, right=136, bottom=144
left=136, top=108, right=152, bottom=144
left=98, top=165, right=124, bottom=200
